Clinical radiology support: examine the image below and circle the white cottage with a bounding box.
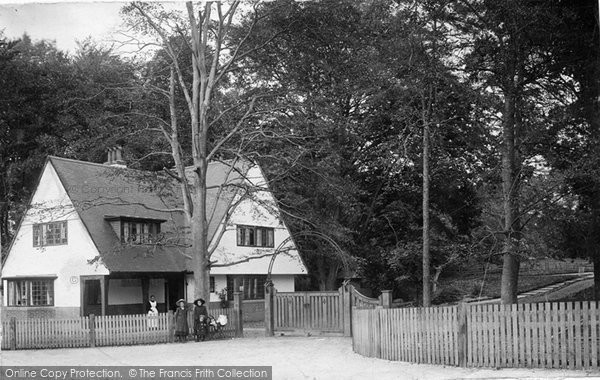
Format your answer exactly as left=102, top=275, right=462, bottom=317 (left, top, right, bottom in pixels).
left=1, top=151, right=306, bottom=319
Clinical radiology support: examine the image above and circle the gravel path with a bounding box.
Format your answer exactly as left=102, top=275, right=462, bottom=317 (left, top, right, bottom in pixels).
left=2, top=336, right=599, bottom=380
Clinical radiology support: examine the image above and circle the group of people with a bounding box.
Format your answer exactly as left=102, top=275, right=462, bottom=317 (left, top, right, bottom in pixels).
left=172, top=297, right=210, bottom=342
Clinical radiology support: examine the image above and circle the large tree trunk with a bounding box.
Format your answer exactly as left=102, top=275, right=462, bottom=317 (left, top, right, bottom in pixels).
left=192, top=160, right=211, bottom=302
left=422, top=118, right=431, bottom=307
left=500, top=89, right=520, bottom=304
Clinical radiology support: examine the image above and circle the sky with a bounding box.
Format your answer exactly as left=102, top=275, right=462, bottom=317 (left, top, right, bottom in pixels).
left=0, top=2, right=128, bottom=53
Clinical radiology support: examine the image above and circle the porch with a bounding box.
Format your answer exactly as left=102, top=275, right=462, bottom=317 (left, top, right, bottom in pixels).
left=80, top=272, right=185, bottom=316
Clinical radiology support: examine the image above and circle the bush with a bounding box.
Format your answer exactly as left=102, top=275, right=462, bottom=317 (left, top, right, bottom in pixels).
left=432, top=285, right=464, bottom=304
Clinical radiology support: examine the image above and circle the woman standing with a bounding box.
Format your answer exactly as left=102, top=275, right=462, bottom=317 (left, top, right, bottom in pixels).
left=173, top=299, right=189, bottom=342
left=147, top=295, right=159, bottom=329
left=193, top=298, right=209, bottom=341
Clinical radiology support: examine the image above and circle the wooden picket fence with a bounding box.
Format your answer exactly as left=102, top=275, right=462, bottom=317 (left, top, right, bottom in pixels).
left=1, top=317, right=91, bottom=350
left=1, top=307, right=242, bottom=350
left=352, top=301, right=600, bottom=369
left=353, top=305, right=460, bottom=365
left=468, top=302, right=599, bottom=369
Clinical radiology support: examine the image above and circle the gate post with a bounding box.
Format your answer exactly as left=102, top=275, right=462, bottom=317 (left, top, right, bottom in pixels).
left=167, top=310, right=174, bottom=342
left=233, top=291, right=244, bottom=338
left=264, top=281, right=275, bottom=337
left=342, top=285, right=352, bottom=337
left=379, top=290, right=392, bottom=308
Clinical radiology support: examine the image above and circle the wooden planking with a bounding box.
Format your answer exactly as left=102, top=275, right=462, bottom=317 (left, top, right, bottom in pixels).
left=352, top=305, right=459, bottom=366
left=274, top=291, right=342, bottom=333
left=591, top=302, right=597, bottom=367
left=352, top=302, right=600, bottom=370
left=2, top=311, right=227, bottom=350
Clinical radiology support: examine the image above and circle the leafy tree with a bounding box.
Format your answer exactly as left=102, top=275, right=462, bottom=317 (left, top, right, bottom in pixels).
left=0, top=34, right=145, bottom=260
left=121, top=1, right=287, bottom=301
left=451, top=0, right=567, bottom=303
left=541, top=0, right=600, bottom=299
left=237, top=0, right=488, bottom=299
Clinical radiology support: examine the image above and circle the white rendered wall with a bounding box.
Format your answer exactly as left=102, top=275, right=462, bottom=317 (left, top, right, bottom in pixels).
left=271, top=275, right=295, bottom=292
left=1, top=161, right=109, bottom=308
left=209, top=165, right=307, bottom=276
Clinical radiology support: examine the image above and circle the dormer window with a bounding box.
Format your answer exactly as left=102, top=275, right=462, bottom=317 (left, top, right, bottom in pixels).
left=104, top=216, right=164, bottom=245
left=33, top=221, right=68, bottom=247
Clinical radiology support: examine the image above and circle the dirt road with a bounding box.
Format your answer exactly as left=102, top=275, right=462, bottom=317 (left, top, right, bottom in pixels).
left=1, top=336, right=599, bottom=380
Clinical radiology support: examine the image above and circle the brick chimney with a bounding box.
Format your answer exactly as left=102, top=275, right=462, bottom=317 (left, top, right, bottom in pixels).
left=104, top=146, right=126, bottom=168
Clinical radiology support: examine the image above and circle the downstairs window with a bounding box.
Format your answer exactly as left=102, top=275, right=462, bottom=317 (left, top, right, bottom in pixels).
left=6, top=278, right=55, bottom=306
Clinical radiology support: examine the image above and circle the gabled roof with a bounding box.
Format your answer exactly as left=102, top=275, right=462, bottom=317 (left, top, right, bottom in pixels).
left=49, top=156, right=247, bottom=273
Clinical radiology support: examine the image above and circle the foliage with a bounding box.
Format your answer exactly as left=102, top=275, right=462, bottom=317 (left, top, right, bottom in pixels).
left=4, top=0, right=600, bottom=302
left=0, top=34, right=142, bottom=260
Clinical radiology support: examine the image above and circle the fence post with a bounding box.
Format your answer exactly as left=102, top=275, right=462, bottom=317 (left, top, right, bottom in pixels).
left=10, top=317, right=16, bottom=350
left=457, top=302, right=468, bottom=367
left=379, top=290, right=392, bottom=309
left=264, top=282, right=275, bottom=337
left=343, top=285, right=352, bottom=337
left=89, top=314, right=96, bottom=348
left=167, top=310, right=174, bottom=343
left=233, top=291, right=244, bottom=338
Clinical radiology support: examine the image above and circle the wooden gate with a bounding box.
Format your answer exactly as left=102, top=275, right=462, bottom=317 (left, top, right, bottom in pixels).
left=265, top=285, right=389, bottom=336
left=273, top=290, right=345, bottom=335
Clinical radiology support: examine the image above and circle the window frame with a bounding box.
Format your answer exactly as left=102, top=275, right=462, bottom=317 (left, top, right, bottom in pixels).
left=226, top=275, right=267, bottom=300
left=6, top=278, right=56, bottom=307
left=236, top=225, right=274, bottom=248
left=120, top=220, right=161, bottom=245
left=33, top=221, right=68, bottom=247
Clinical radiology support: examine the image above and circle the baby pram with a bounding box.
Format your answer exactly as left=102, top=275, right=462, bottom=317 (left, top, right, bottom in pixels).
left=208, top=314, right=228, bottom=339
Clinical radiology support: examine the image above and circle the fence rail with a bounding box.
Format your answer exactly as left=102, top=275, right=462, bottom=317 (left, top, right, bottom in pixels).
left=350, top=288, right=380, bottom=309
left=1, top=307, right=242, bottom=350
left=352, top=301, right=600, bottom=370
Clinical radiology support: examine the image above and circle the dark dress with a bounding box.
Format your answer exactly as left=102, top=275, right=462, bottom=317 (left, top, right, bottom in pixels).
left=193, top=305, right=209, bottom=341
left=174, top=306, right=189, bottom=340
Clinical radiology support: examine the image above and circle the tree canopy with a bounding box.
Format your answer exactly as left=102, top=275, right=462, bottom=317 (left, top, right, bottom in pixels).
left=3, top=0, right=600, bottom=303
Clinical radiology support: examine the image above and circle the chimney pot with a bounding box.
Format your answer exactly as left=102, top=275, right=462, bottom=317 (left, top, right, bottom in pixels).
left=104, top=146, right=126, bottom=168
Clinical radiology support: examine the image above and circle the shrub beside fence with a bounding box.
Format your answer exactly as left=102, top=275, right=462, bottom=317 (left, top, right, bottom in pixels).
left=352, top=301, right=600, bottom=370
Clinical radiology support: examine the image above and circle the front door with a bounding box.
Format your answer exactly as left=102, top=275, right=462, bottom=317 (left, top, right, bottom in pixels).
left=165, top=275, right=184, bottom=311
left=82, top=279, right=102, bottom=316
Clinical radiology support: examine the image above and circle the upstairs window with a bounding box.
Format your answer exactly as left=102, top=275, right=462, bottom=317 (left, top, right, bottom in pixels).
left=236, top=225, right=274, bottom=248
left=121, top=221, right=161, bottom=244
left=33, top=221, right=68, bottom=247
